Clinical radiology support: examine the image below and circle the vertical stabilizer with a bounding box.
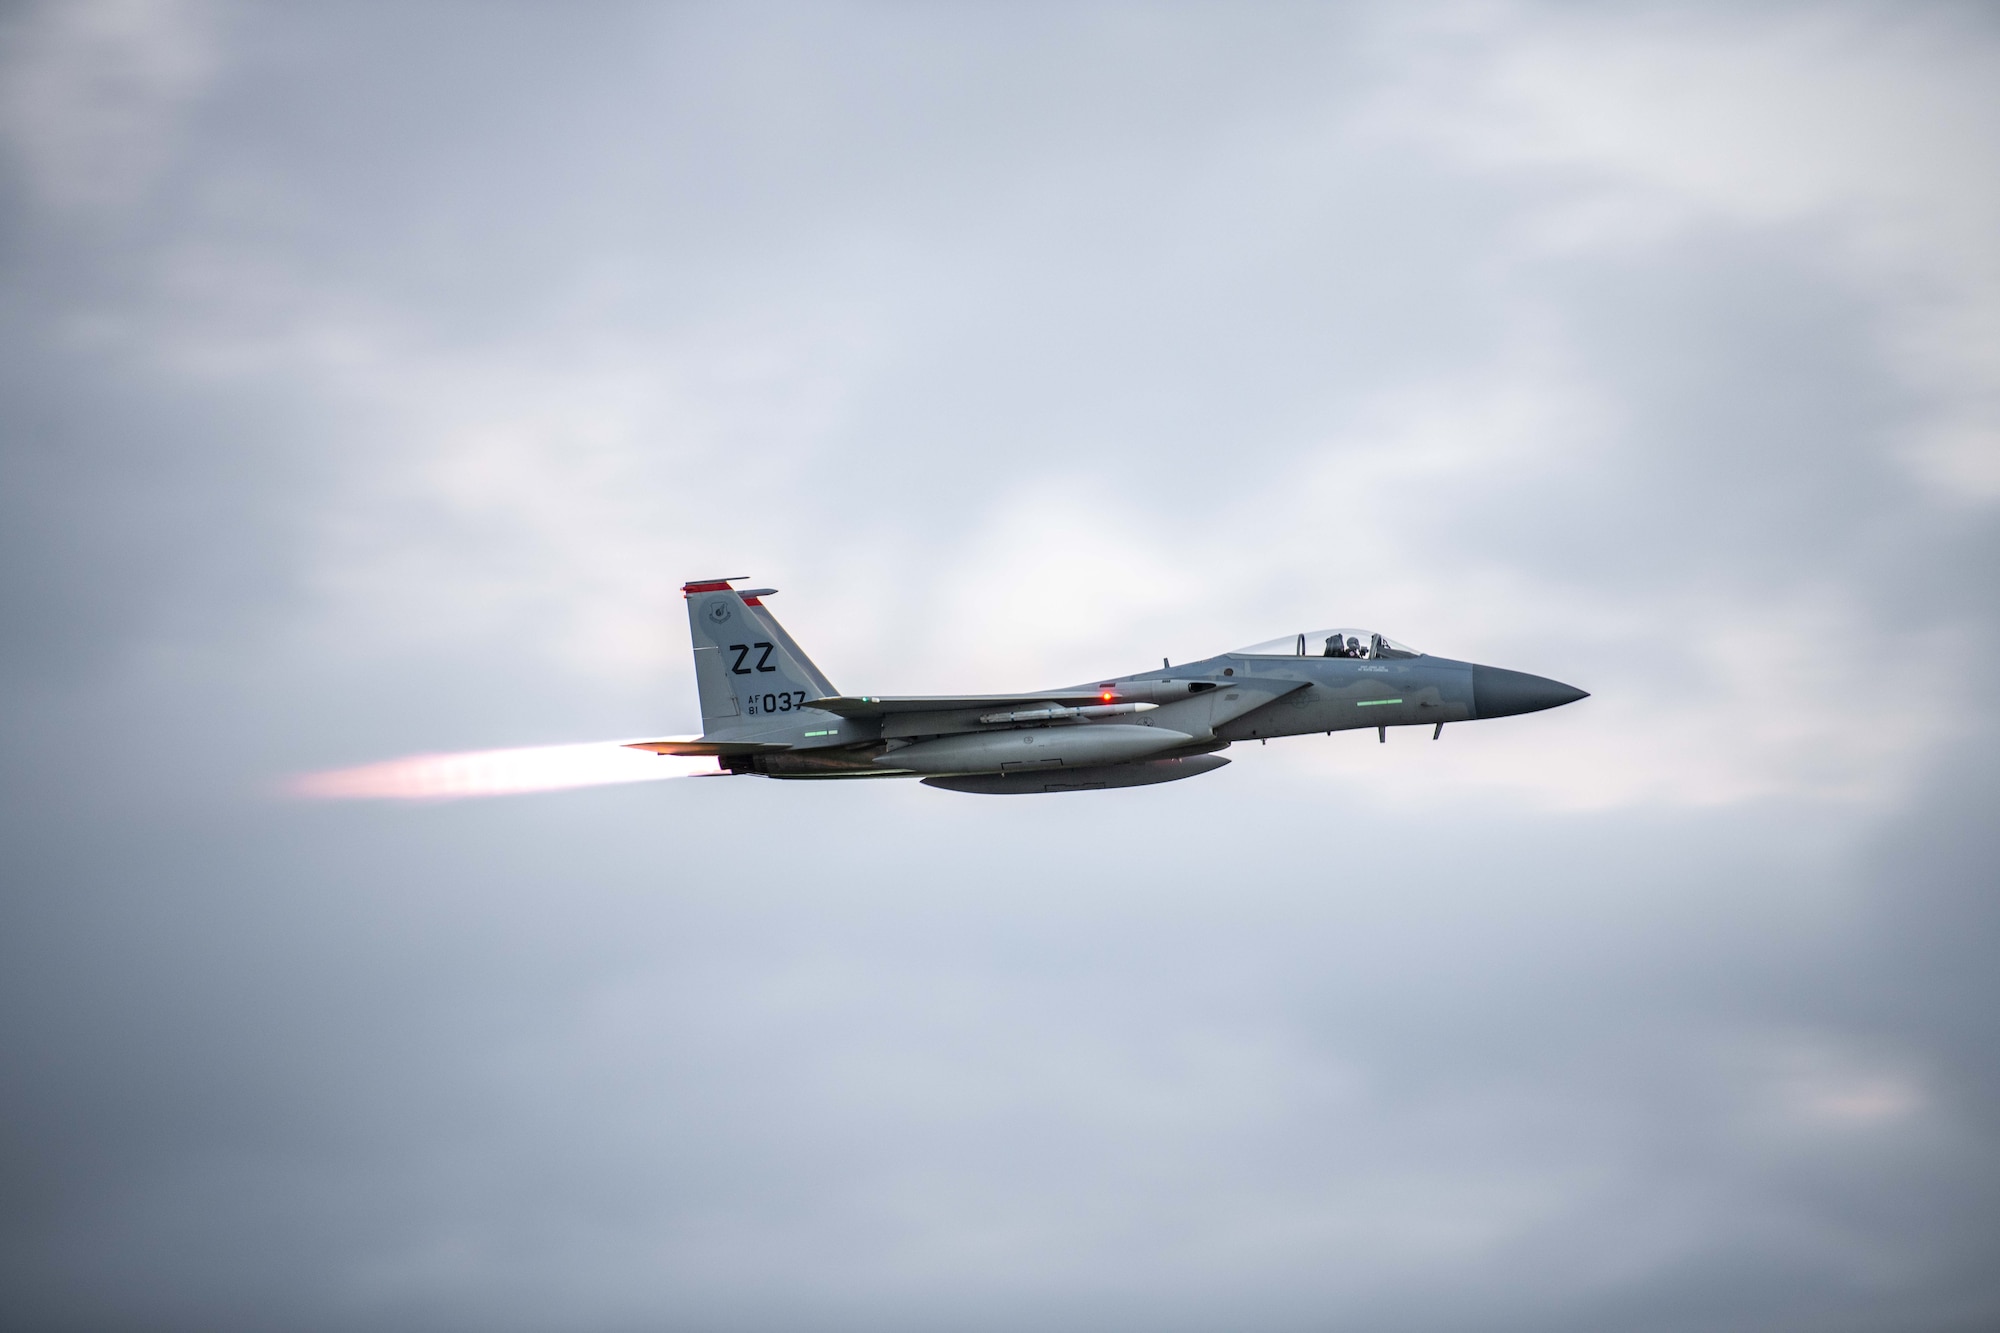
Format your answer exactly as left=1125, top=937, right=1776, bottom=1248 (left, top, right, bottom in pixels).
left=683, top=579, right=837, bottom=736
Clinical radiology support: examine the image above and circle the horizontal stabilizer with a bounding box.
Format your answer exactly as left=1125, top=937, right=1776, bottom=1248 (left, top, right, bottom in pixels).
left=624, top=738, right=794, bottom=757
left=807, top=692, right=1111, bottom=718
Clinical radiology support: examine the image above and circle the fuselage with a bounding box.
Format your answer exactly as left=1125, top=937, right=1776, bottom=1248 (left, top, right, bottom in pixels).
left=729, top=651, right=1583, bottom=779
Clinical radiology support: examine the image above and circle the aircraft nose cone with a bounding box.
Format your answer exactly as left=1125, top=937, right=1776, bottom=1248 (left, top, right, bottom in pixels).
left=1472, top=665, right=1589, bottom=720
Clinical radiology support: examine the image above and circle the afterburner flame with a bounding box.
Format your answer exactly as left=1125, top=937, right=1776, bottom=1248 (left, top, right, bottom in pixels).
left=290, top=740, right=719, bottom=801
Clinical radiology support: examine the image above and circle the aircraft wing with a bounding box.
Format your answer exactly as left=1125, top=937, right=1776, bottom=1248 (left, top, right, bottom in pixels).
left=805, top=693, right=1109, bottom=718
left=624, top=738, right=795, bottom=757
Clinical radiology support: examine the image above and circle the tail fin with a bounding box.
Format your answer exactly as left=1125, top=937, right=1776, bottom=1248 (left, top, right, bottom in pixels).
left=683, top=578, right=838, bottom=735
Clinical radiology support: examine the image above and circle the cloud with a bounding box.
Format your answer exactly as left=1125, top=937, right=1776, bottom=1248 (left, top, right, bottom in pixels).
left=3, top=5, right=1997, bottom=1331
left=0, top=0, right=218, bottom=217
left=1376, top=3, right=2000, bottom=500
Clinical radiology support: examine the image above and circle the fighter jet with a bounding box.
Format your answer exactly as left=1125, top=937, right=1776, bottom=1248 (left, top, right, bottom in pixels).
left=629, top=578, right=1588, bottom=795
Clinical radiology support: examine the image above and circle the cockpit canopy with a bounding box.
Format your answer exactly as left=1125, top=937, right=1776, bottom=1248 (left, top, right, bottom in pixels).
left=1234, top=627, right=1422, bottom=660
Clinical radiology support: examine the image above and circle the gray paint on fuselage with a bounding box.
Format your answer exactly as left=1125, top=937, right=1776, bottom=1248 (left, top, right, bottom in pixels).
left=704, top=652, right=1574, bottom=769
left=1086, top=654, right=1476, bottom=742
left=732, top=654, right=1484, bottom=755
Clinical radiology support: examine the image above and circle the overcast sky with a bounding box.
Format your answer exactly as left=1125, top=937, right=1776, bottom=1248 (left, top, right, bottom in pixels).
left=3, top=3, right=1998, bottom=1330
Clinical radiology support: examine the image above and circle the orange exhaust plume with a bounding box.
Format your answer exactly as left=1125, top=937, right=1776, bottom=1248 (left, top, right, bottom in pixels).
left=289, top=740, right=720, bottom=801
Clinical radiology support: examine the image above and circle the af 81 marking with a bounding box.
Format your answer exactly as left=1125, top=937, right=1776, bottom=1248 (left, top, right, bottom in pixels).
left=745, top=689, right=811, bottom=716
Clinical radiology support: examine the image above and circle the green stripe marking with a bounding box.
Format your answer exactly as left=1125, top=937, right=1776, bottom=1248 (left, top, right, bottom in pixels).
left=1355, top=698, right=1404, bottom=707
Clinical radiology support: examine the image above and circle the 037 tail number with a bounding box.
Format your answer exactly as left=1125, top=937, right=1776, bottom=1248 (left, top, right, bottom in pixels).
left=745, top=689, right=809, bottom=716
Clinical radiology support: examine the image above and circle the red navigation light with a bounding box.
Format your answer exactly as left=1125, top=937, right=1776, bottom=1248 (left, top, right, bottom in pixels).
left=1100, top=692, right=1115, bottom=702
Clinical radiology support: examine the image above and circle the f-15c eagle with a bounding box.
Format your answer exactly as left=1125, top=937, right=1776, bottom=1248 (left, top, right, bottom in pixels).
left=627, top=578, right=1587, bottom=796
